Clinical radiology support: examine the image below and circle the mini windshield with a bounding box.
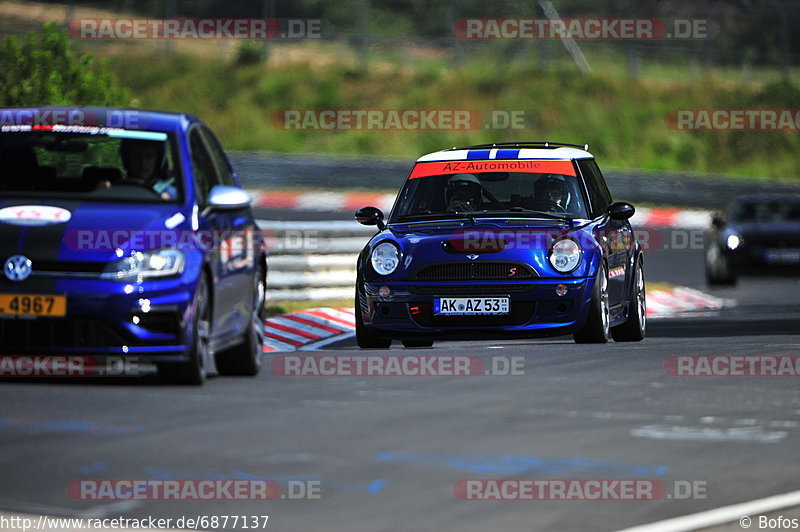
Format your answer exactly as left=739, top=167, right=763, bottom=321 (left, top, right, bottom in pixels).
left=0, top=128, right=182, bottom=203
left=391, top=160, right=588, bottom=222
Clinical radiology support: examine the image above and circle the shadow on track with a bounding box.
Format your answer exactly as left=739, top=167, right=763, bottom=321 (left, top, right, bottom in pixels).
left=648, top=314, right=800, bottom=338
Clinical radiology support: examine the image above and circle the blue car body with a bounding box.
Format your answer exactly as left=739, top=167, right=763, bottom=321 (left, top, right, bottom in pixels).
left=0, top=107, right=266, bottom=381
left=355, top=143, right=645, bottom=345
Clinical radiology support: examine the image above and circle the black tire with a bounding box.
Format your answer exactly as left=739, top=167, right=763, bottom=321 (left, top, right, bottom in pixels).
left=355, top=285, right=391, bottom=349
left=216, top=262, right=265, bottom=376
left=402, top=339, right=434, bottom=348
left=159, top=273, right=211, bottom=385
left=611, top=258, right=646, bottom=342
left=574, top=263, right=610, bottom=344
left=705, top=244, right=737, bottom=286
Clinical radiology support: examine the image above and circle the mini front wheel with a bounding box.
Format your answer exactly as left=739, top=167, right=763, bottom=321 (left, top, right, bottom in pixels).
left=574, top=264, right=610, bottom=344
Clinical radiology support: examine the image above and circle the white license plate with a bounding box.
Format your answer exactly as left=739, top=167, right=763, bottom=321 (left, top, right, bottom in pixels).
left=765, top=248, right=800, bottom=264
left=433, top=297, right=509, bottom=315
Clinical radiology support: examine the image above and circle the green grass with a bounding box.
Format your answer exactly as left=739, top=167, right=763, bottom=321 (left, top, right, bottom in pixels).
left=103, top=48, right=800, bottom=181
left=647, top=282, right=675, bottom=292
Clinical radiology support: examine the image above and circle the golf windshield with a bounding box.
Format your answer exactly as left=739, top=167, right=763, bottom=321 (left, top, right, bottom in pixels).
left=0, top=128, right=182, bottom=203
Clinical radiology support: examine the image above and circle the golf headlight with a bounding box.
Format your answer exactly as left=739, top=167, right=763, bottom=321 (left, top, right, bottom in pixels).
left=549, top=238, right=582, bottom=273
left=102, top=249, right=184, bottom=281
left=726, top=233, right=742, bottom=250
left=371, top=242, right=400, bottom=276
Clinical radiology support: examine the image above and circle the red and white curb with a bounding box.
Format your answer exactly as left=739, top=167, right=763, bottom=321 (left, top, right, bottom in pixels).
left=260, top=288, right=730, bottom=351
left=630, top=207, right=711, bottom=229
left=263, top=307, right=355, bottom=352
left=249, top=190, right=711, bottom=229
left=646, top=287, right=733, bottom=318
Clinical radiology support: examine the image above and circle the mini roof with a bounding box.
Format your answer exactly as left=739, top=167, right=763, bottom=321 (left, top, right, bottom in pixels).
left=417, top=143, right=593, bottom=162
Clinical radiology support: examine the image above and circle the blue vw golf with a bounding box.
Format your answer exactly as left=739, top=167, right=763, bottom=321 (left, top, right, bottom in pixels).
left=354, top=142, right=646, bottom=347
left=0, top=107, right=267, bottom=383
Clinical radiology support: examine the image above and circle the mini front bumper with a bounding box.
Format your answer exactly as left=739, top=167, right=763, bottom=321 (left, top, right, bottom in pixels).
left=359, top=277, right=595, bottom=339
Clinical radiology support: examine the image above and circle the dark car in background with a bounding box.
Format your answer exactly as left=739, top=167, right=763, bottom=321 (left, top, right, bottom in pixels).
left=354, top=142, right=646, bottom=348
left=706, top=193, right=800, bottom=285
left=0, top=107, right=267, bottom=384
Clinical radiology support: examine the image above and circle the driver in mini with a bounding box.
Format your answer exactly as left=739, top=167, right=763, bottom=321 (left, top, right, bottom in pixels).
left=445, top=174, right=482, bottom=212
left=530, top=175, right=568, bottom=212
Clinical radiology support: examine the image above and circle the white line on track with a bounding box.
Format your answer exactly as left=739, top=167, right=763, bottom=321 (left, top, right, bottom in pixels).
left=617, top=489, right=800, bottom=531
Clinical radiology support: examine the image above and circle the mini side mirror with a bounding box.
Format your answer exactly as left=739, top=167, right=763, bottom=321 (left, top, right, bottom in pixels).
left=355, top=206, right=386, bottom=231
left=608, top=201, right=635, bottom=221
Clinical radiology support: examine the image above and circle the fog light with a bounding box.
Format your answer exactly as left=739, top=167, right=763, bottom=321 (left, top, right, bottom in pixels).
left=555, top=284, right=568, bottom=296
left=379, top=285, right=391, bottom=298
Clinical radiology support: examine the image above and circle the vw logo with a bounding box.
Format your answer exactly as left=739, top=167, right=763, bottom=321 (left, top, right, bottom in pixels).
left=466, top=254, right=480, bottom=260
left=4, top=255, right=32, bottom=282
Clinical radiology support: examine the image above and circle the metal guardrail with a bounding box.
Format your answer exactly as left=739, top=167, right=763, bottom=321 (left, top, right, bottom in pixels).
left=258, top=220, right=373, bottom=301
left=230, top=151, right=800, bottom=209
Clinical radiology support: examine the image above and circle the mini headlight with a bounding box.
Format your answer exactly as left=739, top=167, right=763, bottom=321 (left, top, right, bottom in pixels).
left=549, top=238, right=582, bottom=273
left=371, top=242, right=400, bottom=276
left=101, top=249, right=184, bottom=281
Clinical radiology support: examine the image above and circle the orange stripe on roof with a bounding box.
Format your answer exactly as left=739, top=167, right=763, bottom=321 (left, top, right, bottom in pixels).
left=409, top=160, right=576, bottom=179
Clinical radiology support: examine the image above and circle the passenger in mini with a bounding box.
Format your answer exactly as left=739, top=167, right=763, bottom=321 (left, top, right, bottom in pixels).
left=446, top=174, right=482, bottom=211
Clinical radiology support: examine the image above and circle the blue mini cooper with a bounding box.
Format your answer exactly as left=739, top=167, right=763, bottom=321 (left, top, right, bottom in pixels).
left=354, top=142, right=645, bottom=347
left=0, top=107, right=267, bottom=383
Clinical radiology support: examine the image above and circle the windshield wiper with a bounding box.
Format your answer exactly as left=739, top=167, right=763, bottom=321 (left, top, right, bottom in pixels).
left=396, top=210, right=475, bottom=222
left=479, top=207, right=575, bottom=223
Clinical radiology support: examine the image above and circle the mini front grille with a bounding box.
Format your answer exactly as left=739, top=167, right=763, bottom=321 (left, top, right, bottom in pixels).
left=414, top=262, right=536, bottom=281
left=408, top=284, right=532, bottom=295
